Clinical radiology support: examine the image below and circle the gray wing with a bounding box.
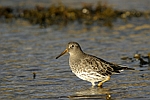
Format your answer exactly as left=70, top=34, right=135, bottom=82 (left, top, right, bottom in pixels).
left=83, top=55, right=114, bottom=76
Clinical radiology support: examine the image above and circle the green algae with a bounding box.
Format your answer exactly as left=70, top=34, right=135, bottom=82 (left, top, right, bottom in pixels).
left=0, top=2, right=149, bottom=27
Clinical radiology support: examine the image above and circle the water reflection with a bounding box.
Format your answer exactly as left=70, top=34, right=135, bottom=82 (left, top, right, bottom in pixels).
left=69, top=87, right=112, bottom=100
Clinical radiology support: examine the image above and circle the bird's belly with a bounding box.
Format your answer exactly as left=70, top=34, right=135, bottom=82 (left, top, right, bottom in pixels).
left=74, top=71, right=107, bottom=82
left=70, top=61, right=108, bottom=82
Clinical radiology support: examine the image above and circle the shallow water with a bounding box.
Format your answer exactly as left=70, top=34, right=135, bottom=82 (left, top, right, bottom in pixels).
left=0, top=17, right=150, bottom=100
left=0, top=1, right=150, bottom=100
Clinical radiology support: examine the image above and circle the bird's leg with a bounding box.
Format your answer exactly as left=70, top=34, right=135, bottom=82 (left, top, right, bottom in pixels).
left=98, top=76, right=110, bottom=88
left=91, top=82, right=96, bottom=87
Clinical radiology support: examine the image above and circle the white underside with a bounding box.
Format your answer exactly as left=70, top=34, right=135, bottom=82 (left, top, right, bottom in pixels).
left=74, top=72, right=108, bottom=86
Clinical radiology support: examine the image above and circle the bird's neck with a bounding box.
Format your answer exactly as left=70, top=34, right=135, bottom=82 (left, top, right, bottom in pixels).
left=69, top=50, right=86, bottom=63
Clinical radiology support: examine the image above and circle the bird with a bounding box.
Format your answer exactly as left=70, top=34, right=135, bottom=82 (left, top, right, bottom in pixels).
left=56, top=42, right=134, bottom=87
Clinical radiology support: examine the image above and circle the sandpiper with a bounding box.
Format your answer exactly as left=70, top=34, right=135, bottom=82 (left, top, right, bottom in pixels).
left=56, top=42, right=134, bottom=87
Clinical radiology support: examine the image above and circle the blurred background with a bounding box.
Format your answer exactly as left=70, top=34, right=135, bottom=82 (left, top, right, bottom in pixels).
left=0, top=0, right=150, bottom=10
left=0, top=0, right=150, bottom=100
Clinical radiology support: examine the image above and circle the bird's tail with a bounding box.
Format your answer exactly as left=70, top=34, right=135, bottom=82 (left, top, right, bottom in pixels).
left=121, top=66, right=135, bottom=70
left=119, top=65, right=135, bottom=70
left=112, top=64, right=135, bottom=73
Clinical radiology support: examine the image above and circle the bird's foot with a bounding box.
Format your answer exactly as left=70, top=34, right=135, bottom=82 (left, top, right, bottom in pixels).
left=97, top=76, right=110, bottom=88
left=97, top=82, right=103, bottom=88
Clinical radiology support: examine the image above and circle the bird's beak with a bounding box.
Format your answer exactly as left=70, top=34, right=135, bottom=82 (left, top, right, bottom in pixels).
left=56, top=49, right=68, bottom=59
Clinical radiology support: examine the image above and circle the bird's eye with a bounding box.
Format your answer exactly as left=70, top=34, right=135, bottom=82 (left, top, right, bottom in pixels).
left=72, top=45, right=74, bottom=47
